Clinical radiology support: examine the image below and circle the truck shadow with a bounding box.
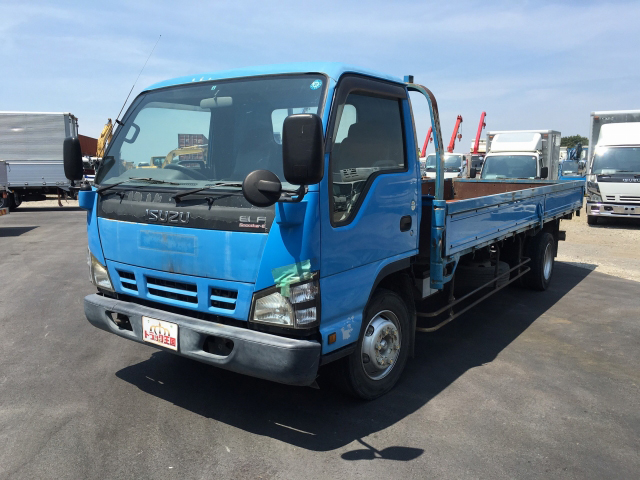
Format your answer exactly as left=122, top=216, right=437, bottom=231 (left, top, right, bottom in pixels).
left=0, top=226, right=38, bottom=237
left=14, top=206, right=84, bottom=213
left=589, top=217, right=640, bottom=230
left=115, top=262, right=591, bottom=454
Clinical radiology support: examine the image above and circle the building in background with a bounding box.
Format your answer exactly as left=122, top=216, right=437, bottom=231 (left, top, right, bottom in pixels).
left=78, top=134, right=97, bottom=157
left=178, top=133, right=208, bottom=161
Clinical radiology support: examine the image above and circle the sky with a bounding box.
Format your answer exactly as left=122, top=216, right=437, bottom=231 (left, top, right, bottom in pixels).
left=1, top=0, right=640, bottom=153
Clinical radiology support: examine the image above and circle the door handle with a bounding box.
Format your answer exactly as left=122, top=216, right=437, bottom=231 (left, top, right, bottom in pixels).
left=400, top=215, right=412, bottom=232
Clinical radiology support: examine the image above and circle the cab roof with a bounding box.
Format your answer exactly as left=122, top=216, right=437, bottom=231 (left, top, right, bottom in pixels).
left=144, top=62, right=405, bottom=91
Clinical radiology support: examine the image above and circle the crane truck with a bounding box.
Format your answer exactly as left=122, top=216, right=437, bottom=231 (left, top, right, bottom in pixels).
left=63, top=63, right=584, bottom=399
left=422, top=115, right=465, bottom=179
left=468, top=112, right=487, bottom=175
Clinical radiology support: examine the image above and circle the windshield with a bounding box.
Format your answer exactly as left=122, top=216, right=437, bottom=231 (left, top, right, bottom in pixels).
left=424, top=153, right=463, bottom=171
left=481, top=155, right=537, bottom=179
left=561, top=160, right=582, bottom=175
left=591, top=146, right=640, bottom=175
left=96, top=75, right=327, bottom=189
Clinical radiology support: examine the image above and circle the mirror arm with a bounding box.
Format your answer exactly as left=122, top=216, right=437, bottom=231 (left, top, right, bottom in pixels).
left=278, top=185, right=307, bottom=203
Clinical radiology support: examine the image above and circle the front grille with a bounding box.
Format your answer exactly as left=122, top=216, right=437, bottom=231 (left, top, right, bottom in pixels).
left=210, top=287, right=238, bottom=310
left=620, top=196, right=640, bottom=203
left=117, top=270, right=138, bottom=292
left=605, top=195, right=616, bottom=202
left=146, top=276, right=198, bottom=304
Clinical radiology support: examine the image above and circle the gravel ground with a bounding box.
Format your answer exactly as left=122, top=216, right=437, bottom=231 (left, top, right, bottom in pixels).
left=557, top=201, right=640, bottom=283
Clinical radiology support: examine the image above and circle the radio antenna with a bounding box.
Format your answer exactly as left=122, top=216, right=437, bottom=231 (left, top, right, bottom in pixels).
left=115, top=35, right=161, bottom=125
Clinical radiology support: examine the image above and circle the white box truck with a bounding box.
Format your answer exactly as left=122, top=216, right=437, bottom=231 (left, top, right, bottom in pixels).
left=586, top=110, right=640, bottom=225
left=0, top=112, right=77, bottom=210
left=480, top=130, right=561, bottom=180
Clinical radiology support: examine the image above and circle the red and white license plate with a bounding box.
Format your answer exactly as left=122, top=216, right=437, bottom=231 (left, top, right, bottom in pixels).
left=142, top=316, right=178, bottom=351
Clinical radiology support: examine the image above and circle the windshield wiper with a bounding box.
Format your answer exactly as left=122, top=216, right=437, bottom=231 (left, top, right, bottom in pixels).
left=96, top=181, right=127, bottom=193
left=96, top=177, right=180, bottom=194
left=171, top=182, right=244, bottom=202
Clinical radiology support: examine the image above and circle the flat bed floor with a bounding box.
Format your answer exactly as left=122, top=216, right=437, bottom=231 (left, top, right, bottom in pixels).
left=0, top=202, right=638, bottom=479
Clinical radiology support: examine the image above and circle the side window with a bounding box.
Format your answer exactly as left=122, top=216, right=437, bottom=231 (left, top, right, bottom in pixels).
left=331, top=93, right=405, bottom=223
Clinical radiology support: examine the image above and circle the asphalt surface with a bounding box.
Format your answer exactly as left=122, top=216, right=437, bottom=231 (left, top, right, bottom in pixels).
left=0, top=205, right=639, bottom=479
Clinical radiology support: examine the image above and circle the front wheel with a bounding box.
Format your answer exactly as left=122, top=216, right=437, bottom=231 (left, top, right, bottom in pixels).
left=10, top=191, right=22, bottom=210
left=525, top=232, right=556, bottom=291
left=337, top=289, right=410, bottom=400
left=587, top=215, right=598, bottom=226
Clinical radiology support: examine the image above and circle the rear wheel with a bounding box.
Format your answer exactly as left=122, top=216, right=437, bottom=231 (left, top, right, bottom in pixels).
left=0, top=194, right=10, bottom=210
left=587, top=215, right=598, bottom=226
left=525, top=232, right=555, bottom=291
left=336, top=289, right=410, bottom=400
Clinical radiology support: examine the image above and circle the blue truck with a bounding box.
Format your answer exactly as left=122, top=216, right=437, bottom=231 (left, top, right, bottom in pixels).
left=63, top=63, right=584, bottom=399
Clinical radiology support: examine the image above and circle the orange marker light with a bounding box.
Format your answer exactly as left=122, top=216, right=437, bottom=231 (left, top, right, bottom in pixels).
left=328, top=333, right=336, bottom=345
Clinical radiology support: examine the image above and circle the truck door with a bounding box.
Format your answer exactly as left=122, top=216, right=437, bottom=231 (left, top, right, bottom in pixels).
left=319, top=75, right=419, bottom=352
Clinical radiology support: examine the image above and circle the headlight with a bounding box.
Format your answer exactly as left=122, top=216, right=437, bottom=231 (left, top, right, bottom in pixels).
left=250, top=278, right=320, bottom=329
left=88, top=250, right=114, bottom=291
left=587, top=181, right=601, bottom=202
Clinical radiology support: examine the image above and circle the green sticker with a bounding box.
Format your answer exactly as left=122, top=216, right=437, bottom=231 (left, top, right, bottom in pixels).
left=272, top=260, right=313, bottom=297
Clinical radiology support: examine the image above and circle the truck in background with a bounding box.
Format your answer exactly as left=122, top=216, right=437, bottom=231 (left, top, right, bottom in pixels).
left=586, top=110, right=640, bottom=225
left=0, top=112, right=77, bottom=210
left=480, top=130, right=561, bottom=180
left=559, top=146, right=587, bottom=179
left=63, top=64, right=583, bottom=399
left=469, top=139, right=486, bottom=171
left=423, top=152, right=465, bottom=178
left=421, top=115, right=466, bottom=178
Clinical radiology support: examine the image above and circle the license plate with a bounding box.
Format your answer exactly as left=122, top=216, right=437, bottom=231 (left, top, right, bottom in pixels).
left=142, top=316, right=178, bottom=351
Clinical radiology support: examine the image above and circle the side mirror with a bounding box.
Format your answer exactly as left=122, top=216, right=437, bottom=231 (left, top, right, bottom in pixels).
left=282, top=113, right=324, bottom=185
left=540, top=166, right=549, bottom=179
left=469, top=167, right=477, bottom=178
left=242, top=169, right=282, bottom=207
left=63, top=137, right=83, bottom=181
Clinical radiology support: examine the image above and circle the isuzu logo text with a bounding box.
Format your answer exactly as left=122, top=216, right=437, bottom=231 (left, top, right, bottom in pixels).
left=146, top=209, right=190, bottom=223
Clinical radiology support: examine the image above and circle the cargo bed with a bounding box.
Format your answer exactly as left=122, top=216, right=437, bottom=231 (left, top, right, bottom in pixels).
left=420, top=178, right=585, bottom=288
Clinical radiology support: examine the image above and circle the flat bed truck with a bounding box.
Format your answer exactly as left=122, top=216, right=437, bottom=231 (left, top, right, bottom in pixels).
left=63, top=64, right=584, bottom=399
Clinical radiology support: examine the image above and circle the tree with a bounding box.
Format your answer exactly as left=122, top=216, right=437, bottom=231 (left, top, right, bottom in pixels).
left=561, top=135, right=589, bottom=148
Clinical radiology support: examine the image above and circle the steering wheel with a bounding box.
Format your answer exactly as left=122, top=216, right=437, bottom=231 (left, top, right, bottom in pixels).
left=163, top=163, right=208, bottom=180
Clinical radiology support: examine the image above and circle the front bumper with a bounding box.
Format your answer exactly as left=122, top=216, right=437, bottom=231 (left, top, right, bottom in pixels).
left=587, top=202, right=640, bottom=217
left=84, top=294, right=321, bottom=386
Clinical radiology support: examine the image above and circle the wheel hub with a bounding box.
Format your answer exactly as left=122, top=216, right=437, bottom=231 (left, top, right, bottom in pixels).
left=361, top=311, right=401, bottom=380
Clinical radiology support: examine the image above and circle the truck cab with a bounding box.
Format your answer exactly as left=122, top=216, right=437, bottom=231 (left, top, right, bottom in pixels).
left=421, top=152, right=464, bottom=178
left=481, top=130, right=560, bottom=180
left=586, top=111, right=640, bottom=225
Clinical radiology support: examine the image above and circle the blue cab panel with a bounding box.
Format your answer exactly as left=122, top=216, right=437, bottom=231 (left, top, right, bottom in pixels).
left=98, top=218, right=267, bottom=283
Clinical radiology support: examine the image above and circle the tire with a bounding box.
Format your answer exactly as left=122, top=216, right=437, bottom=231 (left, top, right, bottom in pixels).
left=524, top=232, right=555, bottom=291
left=587, top=215, right=598, bottom=226
left=9, top=191, right=21, bottom=211
left=336, top=289, right=411, bottom=400
left=0, top=194, right=10, bottom=210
